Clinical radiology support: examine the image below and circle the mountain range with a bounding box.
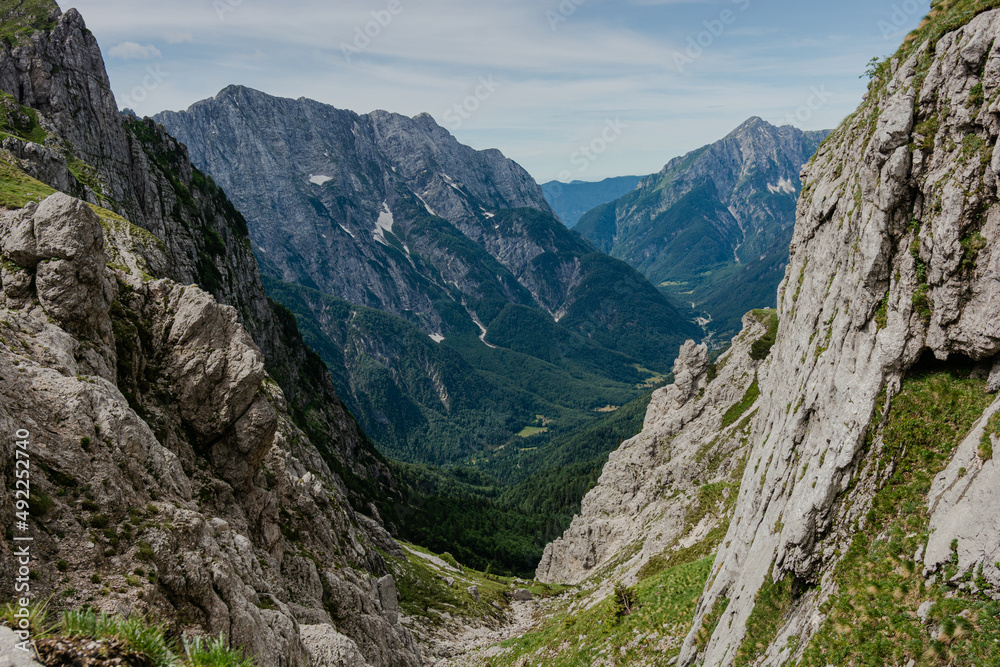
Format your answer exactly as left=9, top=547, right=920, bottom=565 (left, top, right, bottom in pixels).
left=153, top=87, right=701, bottom=464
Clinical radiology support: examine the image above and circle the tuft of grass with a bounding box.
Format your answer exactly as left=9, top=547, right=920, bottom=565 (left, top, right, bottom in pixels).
left=750, top=310, right=779, bottom=361
left=0, top=598, right=54, bottom=638
left=721, top=377, right=760, bottom=429
left=51, top=609, right=258, bottom=667
left=184, top=634, right=256, bottom=667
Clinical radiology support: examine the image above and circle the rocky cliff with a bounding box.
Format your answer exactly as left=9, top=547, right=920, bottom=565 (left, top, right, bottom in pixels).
left=537, top=313, right=769, bottom=590
left=537, top=2, right=1000, bottom=666
left=576, top=118, right=828, bottom=339
left=0, top=3, right=424, bottom=665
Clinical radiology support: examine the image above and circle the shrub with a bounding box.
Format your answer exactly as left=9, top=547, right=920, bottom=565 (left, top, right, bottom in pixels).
left=609, top=583, right=638, bottom=623
left=749, top=311, right=779, bottom=361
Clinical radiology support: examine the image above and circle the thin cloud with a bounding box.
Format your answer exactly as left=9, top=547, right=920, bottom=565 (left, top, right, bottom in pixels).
left=71, top=0, right=931, bottom=182
left=108, top=41, right=161, bottom=60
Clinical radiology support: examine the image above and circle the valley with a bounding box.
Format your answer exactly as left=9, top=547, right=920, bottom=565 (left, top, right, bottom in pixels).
left=2, top=0, right=1000, bottom=666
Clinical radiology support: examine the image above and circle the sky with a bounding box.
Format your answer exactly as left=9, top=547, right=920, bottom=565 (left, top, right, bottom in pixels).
left=67, top=0, right=931, bottom=183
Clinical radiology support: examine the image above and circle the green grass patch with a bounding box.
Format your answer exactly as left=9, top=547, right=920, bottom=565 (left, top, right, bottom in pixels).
left=721, top=376, right=760, bottom=428
left=0, top=156, right=56, bottom=208
left=734, top=573, right=795, bottom=667
left=980, top=410, right=999, bottom=460
left=799, top=368, right=997, bottom=666
left=487, top=556, right=714, bottom=666
left=749, top=309, right=779, bottom=361
left=0, top=603, right=257, bottom=667
left=0, top=0, right=59, bottom=46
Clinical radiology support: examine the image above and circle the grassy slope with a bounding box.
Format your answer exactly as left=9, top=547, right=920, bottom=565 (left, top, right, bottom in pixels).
left=0, top=0, right=58, bottom=46
left=797, top=369, right=999, bottom=666
left=485, top=557, right=714, bottom=667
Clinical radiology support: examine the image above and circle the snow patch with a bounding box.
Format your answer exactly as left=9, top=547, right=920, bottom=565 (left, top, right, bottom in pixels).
left=416, top=193, right=437, bottom=217
left=429, top=333, right=446, bottom=343
left=373, top=202, right=395, bottom=245
left=338, top=224, right=356, bottom=239
left=767, top=177, right=796, bottom=195
left=441, top=173, right=463, bottom=193
left=309, top=174, right=333, bottom=186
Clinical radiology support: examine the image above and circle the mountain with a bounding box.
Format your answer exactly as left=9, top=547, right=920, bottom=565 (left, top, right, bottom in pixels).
left=474, top=2, right=1000, bottom=666
left=0, top=3, right=431, bottom=664
left=153, top=88, right=700, bottom=463
left=541, top=175, right=642, bottom=227
left=576, top=118, right=829, bottom=338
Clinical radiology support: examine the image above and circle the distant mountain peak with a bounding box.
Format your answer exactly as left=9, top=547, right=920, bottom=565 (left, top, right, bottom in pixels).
left=576, top=117, right=831, bottom=337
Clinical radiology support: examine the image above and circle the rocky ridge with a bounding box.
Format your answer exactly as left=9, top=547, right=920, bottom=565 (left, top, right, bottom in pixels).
left=0, top=3, right=428, bottom=665
left=533, top=3, right=1000, bottom=666
left=536, top=314, right=767, bottom=592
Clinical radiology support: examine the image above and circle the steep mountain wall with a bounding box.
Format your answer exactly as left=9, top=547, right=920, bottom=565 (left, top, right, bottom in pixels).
left=678, top=4, right=1000, bottom=664
left=0, top=3, right=423, bottom=665
left=538, top=3, right=1000, bottom=666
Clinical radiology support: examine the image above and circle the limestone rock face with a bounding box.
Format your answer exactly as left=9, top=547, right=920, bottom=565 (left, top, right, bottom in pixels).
left=924, top=396, right=1000, bottom=592
left=537, top=313, right=768, bottom=589
left=0, top=8, right=418, bottom=665
left=0, top=193, right=116, bottom=375
left=300, top=624, right=372, bottom=667
left=0, top=192, right=422, bottom=666
left=672, top=9, right=1000, bottom=665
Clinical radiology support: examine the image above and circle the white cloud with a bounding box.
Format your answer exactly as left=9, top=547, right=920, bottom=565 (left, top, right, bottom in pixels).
left=165, top=32, right=193, bottom=44
left=71, top=0, right=930, bottom=181
left=108, top=41, right=161, bottom=60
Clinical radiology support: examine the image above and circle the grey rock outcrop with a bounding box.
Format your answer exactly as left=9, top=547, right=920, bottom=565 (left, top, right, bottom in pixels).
left=300, top=625, right=372, bottom=667
left=673, top=8, right=1000, bottom=665
left=0, top=193, right=115, bottom=375
left=0, top=192, right=422, bottom=666
left=924, top=396, right=1000, bottom=592
left=0, top=5, right=420, bottom=664
left=537, top=313, right=768, bottom=589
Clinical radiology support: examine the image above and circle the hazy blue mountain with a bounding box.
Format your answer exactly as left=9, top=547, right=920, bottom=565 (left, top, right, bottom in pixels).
left=541, top=176, right=642, bottom=227
left=576, top=117, right=829, bottom=339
